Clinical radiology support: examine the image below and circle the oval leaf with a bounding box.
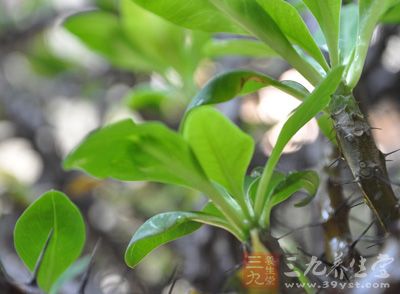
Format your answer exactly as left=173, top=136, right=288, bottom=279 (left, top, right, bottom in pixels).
left=14, top=190, right=86, bottom=292
left=187, top=70, right=308, bottom=111
left=124, top=208, right=240, bottom=268
left=183, top=106, right=254, bottom=201
left=63, top=119, right=208, bottom=191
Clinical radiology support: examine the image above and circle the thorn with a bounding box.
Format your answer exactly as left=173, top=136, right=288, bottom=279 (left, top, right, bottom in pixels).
left=78, top=239, right=101, bottom=294
left=333, top=179, right=359, bottom=186
left=365, top=241, right=385, bottom=249
left=277, top=222, right=323, bottom=240
left=383, top=148, right=400, bottom=158
left=350, top=220, right=375, bottom=250
left=349, top=201, right=365, bottom=209
left=350, top=216, right=370, bottom=226
left=29, top=229, right=54, bottom=286
left=332, top=193, right=358, bottom=216
left=328, top=157, right=342, bottom=168
left=296, top=247, right=333, bottom=267
left=375, top=173, right=400, bottom=188
left=167, top=265, right=179, bottom=294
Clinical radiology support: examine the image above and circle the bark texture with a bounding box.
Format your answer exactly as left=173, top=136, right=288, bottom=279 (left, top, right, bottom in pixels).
left=329, top=92, right=400, bottom=232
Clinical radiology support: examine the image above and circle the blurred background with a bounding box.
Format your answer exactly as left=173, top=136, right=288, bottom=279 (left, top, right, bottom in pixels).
left=0, top=0, right=400, bottom=293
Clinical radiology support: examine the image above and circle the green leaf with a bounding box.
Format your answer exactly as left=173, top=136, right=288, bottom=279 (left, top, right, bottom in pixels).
left=247, top=171, right=286, bottom=205
left=125, top=208, right=243, bottom=268
left=125, top=212, right=201, bottom=268
left=201, top=201, right=246, bottom=239
left=130, top=0, right=242, bottom=33
left=346, top=0, right=399, bottom=87
left=14, top=190, right=86, bottom=292
left=317, top=112, right=337, bottom=145
left=256, top=0, right=329, bottom=71
left=248, top=170, right=318, bottom=225
left=254, top=66, right=344, bottom=219
left=64, top=119, right=208, bottom=190
left=183, top=107, right=254, bottom=211
left=121, top=0, right=209, bottom=76
left=124, top=85, right=172, bottom=111
left=64, top=11, right=159, bottom=72
left=187, top=70, right=308, bottom=111
left=64, top=120, right=247, bottom=233
left=270, top=171, right=319, bottom=208
left=339, top=4, right=359, bottom=64
left=381, top=4, right=400, bottom=23
left=303, top=0, right=341, bottom=66
left=210, top=0, right=322, bottom=85
left=203, top=38, right=279, bottom=58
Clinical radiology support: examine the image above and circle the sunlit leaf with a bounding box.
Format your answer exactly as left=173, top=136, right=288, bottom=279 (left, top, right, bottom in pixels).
left=14, top=191, right=85, bottom=292
left=303, top=0, right=341, bottom=66
left=64, top=119, right=208, bottom=190
left=131, top=0, right=243, bottom=33
left=381, top=3, right=400, bottom=23
left=64, top=11, right=159, bottom=72
left=210, top=0, right=322, bottom=84
left=339, top=4, right=359, bottom=64
left=203, top=38, right=278, bottom=58
left=124, top=85, right=172, bottom=111
left=256, top=0, right=328, bottom=71
left=121, top=0, right=209, bottom=76
left=346, top=0, right=399, bottom=87
left=183, top=106, right=254, bottom=201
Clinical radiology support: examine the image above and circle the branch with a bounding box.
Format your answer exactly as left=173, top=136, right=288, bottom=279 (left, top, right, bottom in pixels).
left=329, top=91, right=400, bottom=232
left=321, top=147, right=360, bottom=265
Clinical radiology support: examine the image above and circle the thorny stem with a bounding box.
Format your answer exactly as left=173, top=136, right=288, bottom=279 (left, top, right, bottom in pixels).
left=329, top=89, right=400, bottom=232
left=321, top=147, right=359, bottom=265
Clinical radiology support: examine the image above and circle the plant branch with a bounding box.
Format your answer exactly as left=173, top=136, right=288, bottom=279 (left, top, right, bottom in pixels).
left=329, top=91, right=400, bottom=232
left=321, top=147, right=360, bottom=265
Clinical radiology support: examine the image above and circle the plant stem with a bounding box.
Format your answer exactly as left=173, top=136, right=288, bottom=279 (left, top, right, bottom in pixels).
left=203, top=183, right=250, bottom=235
left=321, top=147, right=359, bottom=264
left=329, top=91, right=400, bottom=232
